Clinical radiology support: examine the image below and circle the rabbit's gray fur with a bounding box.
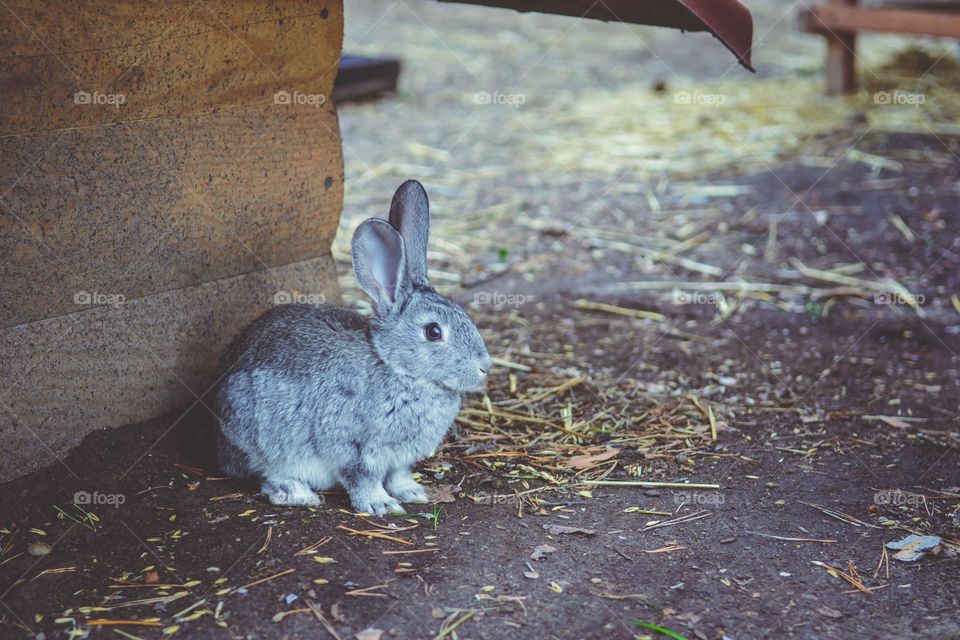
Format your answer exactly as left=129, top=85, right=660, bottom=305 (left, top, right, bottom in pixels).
left=214, top=180, right=491, bottom=514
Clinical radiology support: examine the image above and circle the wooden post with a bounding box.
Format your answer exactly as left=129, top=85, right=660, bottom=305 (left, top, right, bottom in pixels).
left=825, top=0, right=858, bottom=95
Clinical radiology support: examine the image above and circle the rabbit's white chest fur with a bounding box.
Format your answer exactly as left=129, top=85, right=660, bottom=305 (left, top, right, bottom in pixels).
left=373, top=380, right=461, bottom=465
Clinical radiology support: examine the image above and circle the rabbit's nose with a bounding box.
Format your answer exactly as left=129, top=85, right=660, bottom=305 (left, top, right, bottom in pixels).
left=478, top=354, right=492, bottom=377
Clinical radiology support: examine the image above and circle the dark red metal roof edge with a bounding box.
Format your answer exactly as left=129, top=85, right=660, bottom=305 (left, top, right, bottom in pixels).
left=437, top=1, right=754, bottom=72
left=677, top=0, right=755, bottom=71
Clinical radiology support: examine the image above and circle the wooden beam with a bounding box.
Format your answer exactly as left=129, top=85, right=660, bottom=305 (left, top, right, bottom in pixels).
left=0, top=255, right=341, bottom=482
left=802, top=4, right=960, bottom=39
left=0, top=0, right=342, bottom=136
left=0, top=104, right=343, bottom=328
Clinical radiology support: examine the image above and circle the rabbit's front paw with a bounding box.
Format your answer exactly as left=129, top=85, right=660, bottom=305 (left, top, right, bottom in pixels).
left=389, top=480, right=429, bottom=504
left=353, top=490, right=405, bottom=515
left=262, top=477, right=322, bottom=507
left=387, top=470, right=430, bottom=504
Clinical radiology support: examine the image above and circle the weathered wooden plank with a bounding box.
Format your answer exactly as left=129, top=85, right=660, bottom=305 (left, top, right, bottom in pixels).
left=0, top=1, right=342, bottom=135
left=0, top=0, right=326, bottom=55
left=801, top=3, right=960, bottom=38
left=0, top=255, right=341, bottom=481
left=1, top=103, right=343, bottom=328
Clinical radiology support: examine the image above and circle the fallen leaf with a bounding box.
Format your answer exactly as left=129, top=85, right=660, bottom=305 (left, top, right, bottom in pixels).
left=530, top=543, right=557, bottom=561
left=356, top=629, right=384, bottom=640
left=543, top=524, right=596, bottom=536
left=567, top=447, right=618, bottom=470
left=817, top=606, right=843, bottom=619
left=523, top=569, right=539, bottom=579
left=425, top=484, right=457, bottom=504
left=674, top=611, right=701, bottom=625
left=886, top=534, right=941, bottom=562
left=144, top=570, right=159, bottom=584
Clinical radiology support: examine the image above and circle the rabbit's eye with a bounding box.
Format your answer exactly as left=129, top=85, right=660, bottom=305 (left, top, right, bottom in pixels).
left=424, top=322, right=443, bottom=342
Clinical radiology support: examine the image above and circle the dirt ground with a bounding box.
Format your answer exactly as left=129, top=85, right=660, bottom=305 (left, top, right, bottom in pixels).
left=3, top=1, right=960, bottom=639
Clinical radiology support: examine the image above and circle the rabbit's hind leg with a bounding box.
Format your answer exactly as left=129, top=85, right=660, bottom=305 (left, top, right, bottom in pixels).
left=262, top=476, right=322, bottom=507
left=386, top=468, right=429, bottom=504
left=218, top=431, right=254, bottom=477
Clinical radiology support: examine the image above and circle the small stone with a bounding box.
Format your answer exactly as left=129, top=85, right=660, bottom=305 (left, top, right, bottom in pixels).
left=28, top=541, right=51, bottom=557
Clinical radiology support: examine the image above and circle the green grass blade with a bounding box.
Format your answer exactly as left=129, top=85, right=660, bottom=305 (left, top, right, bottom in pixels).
left=632, top=620, right=690, bottom=640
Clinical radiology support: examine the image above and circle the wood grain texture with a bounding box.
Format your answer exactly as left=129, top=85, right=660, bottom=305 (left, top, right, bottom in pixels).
left=1, top=102, right=343, bottom=328
left=805, top=4, right=960, bottom=38
left=0, top=0, right=347, bottom=479
left=0, top=255, right=342, bottom=481
left=0, top=0, right=343, bottom=135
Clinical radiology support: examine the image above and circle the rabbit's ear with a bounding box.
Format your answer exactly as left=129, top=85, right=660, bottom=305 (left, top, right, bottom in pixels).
left=352, top=219, right=407, bottom=307
left=388, top=180, right=430, bottom=285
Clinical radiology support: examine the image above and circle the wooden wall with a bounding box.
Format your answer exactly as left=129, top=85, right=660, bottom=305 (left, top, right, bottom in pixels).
left=0, top=0, right=345, bottom=480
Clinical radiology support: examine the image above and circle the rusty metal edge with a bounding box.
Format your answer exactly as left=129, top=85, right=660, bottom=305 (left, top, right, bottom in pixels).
left=675, top=0, right=755, bottom=71
left=436, top=0, right=754, bottom=72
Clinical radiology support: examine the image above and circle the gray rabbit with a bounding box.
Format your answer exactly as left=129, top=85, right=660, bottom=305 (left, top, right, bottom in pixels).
left=214, top=180, right=491, bottom=514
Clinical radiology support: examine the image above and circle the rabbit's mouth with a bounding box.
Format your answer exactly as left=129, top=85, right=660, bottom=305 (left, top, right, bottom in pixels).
left=455, top=371, right=490, bottom=395
left=437, top=371, right=488, bottom=395
left=438, top=380, right=485, bottom=395
left=461, top=381, right=488, bottom=395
